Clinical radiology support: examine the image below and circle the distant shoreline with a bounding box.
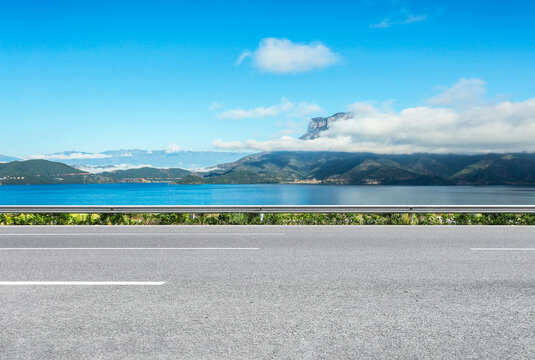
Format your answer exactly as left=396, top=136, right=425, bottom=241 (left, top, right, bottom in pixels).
left=3, top=151, right=535, bottom=186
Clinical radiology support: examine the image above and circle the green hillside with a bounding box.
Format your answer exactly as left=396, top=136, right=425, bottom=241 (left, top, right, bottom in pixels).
left=323, top=159, right=453, bottom=185
left=178, top=151, right=535, bottom=185
left=452, top=155, right=535, bottom=185
left=102, top=167, right=191, bottom=181
left=3, top=152, right=535, bottom=185
left=177, top=169, right=274, bottom=184
left=0, top=161, right=193, bottom=185
left=0, top=160, right=109, bottom=184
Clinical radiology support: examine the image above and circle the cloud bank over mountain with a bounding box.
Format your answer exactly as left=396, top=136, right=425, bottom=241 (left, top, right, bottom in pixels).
left=214, top=79, right=535, bottom=154
left=23, top=149, right=249, bottom=172
left=27, top=152, right=113, bottom=160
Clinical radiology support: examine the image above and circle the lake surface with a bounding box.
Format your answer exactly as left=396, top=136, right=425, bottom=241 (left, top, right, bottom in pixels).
left=1, top=183, right=535, bottom=205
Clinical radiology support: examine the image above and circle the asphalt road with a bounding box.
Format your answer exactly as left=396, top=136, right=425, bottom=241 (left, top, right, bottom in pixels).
left=1, top=225, right=535, bottom=359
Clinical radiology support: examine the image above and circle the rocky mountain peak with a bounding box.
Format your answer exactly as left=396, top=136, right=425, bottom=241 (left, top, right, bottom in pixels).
left=299, top=112, right=350, bottom=140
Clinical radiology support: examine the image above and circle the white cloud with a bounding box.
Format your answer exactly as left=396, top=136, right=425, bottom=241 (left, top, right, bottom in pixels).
left=402, top=14, right=427, bottom=24
left=297, top=102, right=322, bottom=116
left=236, top=51, right=252, bottom=65
left=217, top=98, right=294, bottom=119
left=428, top=78, right=486, bottom=106
left=369, top=19, right=391, bottom=29
left=213, top=136, right=359, bottom=152
left=209, top=102, right=223, bottom=111
left=214, top=79, right=535, bottom=154
left=237, top=38, right=340, bottom=74
left=370, top=14, right=427, bottom=28
left=73, top=164, right=153, bottom=174
left=27, top=152, right=111, bottom=160
left=165, top=143, right=181, bottom=154
left=217, top=98, right=321, bottom=120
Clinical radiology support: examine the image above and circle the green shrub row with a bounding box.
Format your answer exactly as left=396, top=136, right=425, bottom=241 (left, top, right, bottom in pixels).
left=1, top=213, right=535, bottom=225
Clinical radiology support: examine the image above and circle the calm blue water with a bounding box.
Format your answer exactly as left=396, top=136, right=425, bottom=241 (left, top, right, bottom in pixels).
left=0, top=183, right=535, bottom=205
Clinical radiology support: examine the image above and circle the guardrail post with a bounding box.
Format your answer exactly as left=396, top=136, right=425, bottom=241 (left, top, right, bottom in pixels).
left=190, top=213, right=196, bottom=220
left=1, top=205, right=535, bottom=214
left=259, top=213, right=264, bottom=223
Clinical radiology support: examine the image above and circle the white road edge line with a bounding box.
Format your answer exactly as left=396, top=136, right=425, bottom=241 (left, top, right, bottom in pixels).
left=0, top=233, right=283, bottom=236
left=0, top=281, right=166, bottom=286
left=470, top=248, right=535, bottom=251
left=0, top=248, right=260, bottom=250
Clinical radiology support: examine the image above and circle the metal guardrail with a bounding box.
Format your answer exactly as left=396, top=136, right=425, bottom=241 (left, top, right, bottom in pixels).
left=1, top=205, right=535, bottom=213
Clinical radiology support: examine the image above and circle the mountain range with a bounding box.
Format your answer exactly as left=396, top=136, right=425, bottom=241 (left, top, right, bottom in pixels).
left=177, top=152, right=535, bottom=185
left=0, top=155, right=19, bottom=163
left=0, top=149, right=249, bottom=172
left=0, top=160, right=191, bottom=185
left=2, top=112, right=535, bottom=185
left=0, top=160, right=107, bottom=185
left=3, top=152, right=535, bottom=185
left=0, top=111, right=343, bottom=170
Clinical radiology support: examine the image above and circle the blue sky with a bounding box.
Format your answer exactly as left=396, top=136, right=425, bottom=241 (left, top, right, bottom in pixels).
left=1, top=0, right=535, bottom=156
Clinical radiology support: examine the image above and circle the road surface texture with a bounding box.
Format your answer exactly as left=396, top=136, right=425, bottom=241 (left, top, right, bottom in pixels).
left=1, top=225, right=535, bottom=359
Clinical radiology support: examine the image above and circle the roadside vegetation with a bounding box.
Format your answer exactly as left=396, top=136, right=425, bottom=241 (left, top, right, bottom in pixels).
left=1, top=213, right=535, bottom=225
